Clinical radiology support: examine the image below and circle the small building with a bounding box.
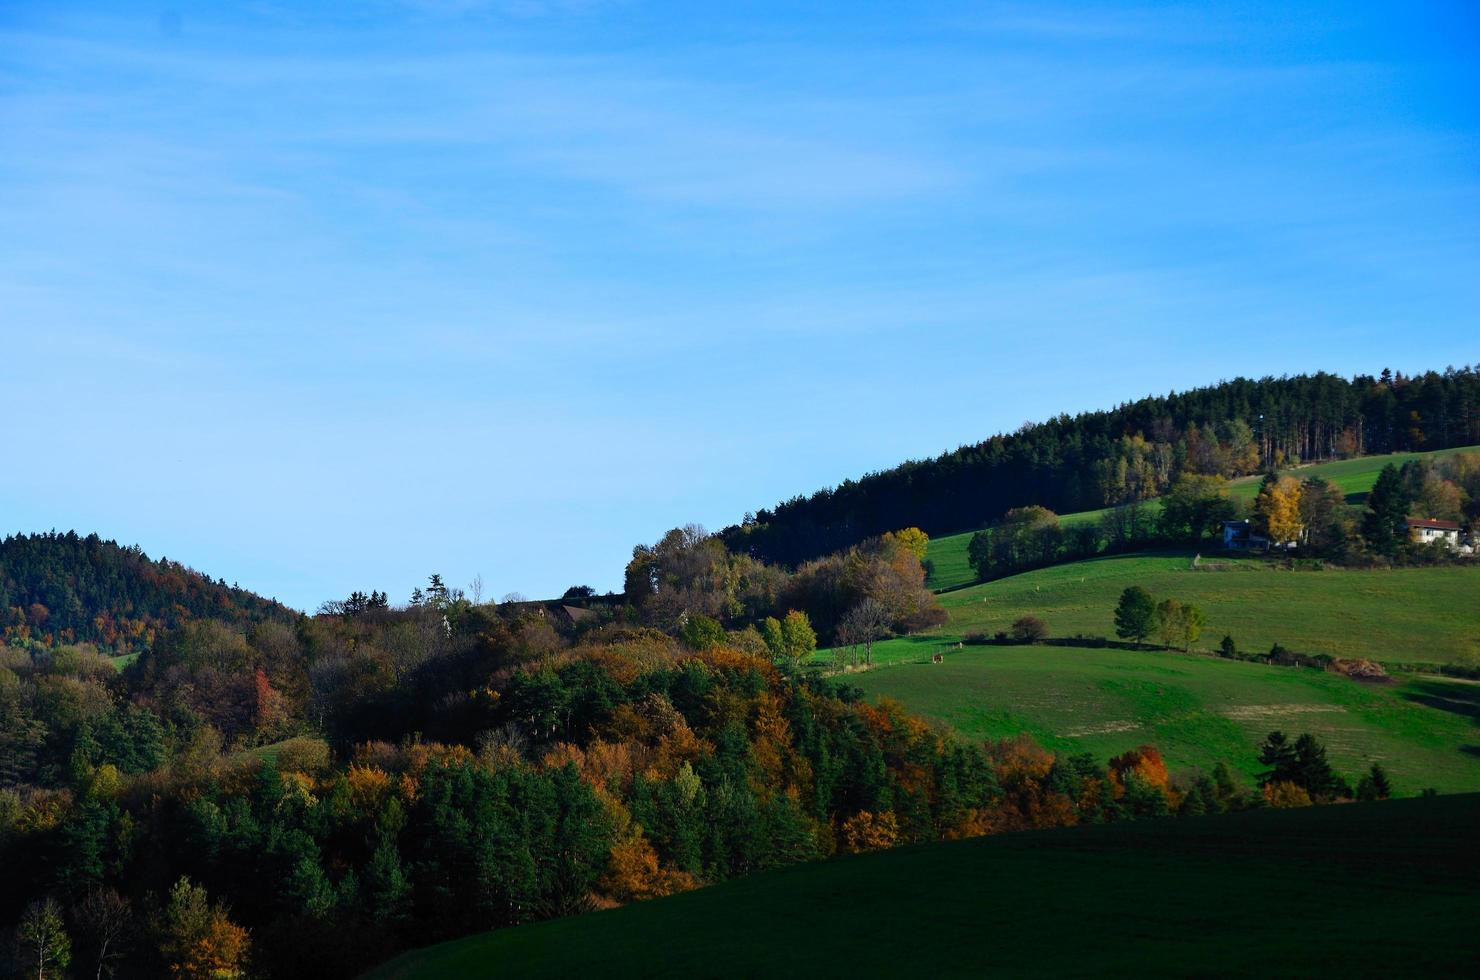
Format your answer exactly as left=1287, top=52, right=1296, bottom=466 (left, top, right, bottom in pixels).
left=1222, top=520, right=1269, bottom=551
left=1407, top=518, right=1461, bottom=550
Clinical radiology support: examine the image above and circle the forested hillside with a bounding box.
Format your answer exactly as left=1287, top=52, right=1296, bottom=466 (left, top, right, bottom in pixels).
left=724, top=368, right=1480, bottom=565
left=0, top=532, right=296, bottom=652
left=1, top=591, right=1239, bottom=978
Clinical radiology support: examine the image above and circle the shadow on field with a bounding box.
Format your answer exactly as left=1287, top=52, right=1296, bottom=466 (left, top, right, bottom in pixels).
left=1403, top=680, right=1480, bottom=723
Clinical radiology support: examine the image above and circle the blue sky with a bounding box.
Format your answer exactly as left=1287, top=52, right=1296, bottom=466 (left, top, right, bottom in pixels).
left=2, top=1, right=1477, bottom=610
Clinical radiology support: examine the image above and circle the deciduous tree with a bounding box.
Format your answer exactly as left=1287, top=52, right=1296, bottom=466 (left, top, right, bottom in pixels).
left=836, top=599, right=890, bottom=667
left=892, top=527, right=929, bottom=563
left=778, top=610, right=817, bottom=667
left=1253, top=474, right=1303, bottom=546
left=76, top=887, right=130, bottom=980
left=1155, top=599, right=1183, bottom=649
left=16, top=898, right=71, bottom=980
left=1159, top=475, right=1236, bottom=543
left=160, top=878, right=250, bottom=980
left=1009, top=616, right=1048, bottom=644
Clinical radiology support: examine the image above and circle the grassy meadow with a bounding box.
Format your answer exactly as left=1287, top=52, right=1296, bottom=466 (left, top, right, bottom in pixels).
left=925, top=445, right=1480, bottom=591
left=825, top=552, right=1480, bottom=790
left=364, top=794, right=1480, bottom=980
left=847, top=553, right=1480, bottom=667
left=843, top=645, right=1480, bottom=793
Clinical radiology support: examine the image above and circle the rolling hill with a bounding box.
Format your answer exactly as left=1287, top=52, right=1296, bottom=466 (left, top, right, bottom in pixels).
left=725, top=370, right=1480, bottom=569
left=925, top=445, right=1480, bottom=592
left=0, top=531, right=297, bottom=653
left=365, top=793, right=1480, bottom=979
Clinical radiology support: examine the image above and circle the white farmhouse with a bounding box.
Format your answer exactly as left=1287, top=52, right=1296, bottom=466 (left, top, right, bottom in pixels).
left=1407, top=517, right=1461, bottom=550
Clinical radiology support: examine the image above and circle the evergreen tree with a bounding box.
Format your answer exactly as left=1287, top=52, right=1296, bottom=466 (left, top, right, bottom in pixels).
left=1291, top=733, right=1350, bottom=800
left=55, top=796, right=114, bottom=895
left=1363, top=464, right=1411, bottom=557
left=1114, top=587, right=1157, bottom=646
left=364, top=837, right=411, bottom=926
left=1257, top=731, right=1297, bottom=786
left=1356, top=763, right=1393, bottom=801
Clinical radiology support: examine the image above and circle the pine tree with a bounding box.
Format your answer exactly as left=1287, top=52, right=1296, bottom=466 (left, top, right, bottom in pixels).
left=1363, top=463, right=1411, bottom=556
left=1257, top=731, right=1297, bottom=786
left=1289, top=733, right=1351, bottom=801
left=363, top=838, right=411, bottom=925
left=1356, top=763, right=1393, bottom=801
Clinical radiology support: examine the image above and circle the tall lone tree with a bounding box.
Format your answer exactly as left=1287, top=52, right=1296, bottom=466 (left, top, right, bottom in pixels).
left=1363, top=463, right=1411, bottom=557
left=1114, top=586, right=1157, bottom=647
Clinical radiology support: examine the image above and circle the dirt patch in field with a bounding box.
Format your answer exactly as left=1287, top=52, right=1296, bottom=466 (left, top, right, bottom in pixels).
left=1063, top=721, right=1141, bottom=737
left=1222, top=704, right=1348, bottom=720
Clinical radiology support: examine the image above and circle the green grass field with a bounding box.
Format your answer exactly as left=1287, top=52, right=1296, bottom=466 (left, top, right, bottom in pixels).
left=853, top=553, right=1480, bottom=667
left=844, top=645, right=1480, bottom=793
left=925, top=445, right=1480, bottom=592
left=365, top=794, right=1480, bottom=979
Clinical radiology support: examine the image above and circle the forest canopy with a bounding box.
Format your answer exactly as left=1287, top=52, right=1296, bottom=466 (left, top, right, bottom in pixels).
left=723, top=368, right=1480, bottom=566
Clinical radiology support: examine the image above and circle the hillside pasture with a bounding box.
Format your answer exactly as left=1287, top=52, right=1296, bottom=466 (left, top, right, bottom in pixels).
left=852, top=553, right=1480, bottom=667
left=842, top=644, right=1480, bottom=793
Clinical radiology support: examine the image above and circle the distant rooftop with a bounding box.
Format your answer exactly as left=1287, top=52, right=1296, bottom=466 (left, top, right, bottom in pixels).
left=1407, top=518, right=1460, bottom=530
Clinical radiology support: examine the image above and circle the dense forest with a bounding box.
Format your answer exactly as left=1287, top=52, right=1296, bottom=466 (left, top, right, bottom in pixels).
left=0, top=533, right=295, bottom=653
left=1, top=577, right=1328, bottom=979
left=723, top=368, right=1480, bottom=566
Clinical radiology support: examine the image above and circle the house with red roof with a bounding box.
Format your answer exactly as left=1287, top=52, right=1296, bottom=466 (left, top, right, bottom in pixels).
left=1407, top=517, right=1461, bottom=550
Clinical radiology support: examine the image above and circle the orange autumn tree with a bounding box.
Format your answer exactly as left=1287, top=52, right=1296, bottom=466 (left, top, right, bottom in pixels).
left=1109, top=745, right=1178, bottom=814
left=161, top=878, right=250, bottom=980
left=840, top=810, right=900, bottom=853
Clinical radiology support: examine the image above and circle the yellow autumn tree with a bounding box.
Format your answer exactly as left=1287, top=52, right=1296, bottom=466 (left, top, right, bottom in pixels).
left=1253, top=475, right=1303, bottom=546
left=890, top=527, right=930, bottom=563
left=345, top=764, right=393, bottom=810
left=840, top=810, right=900, bottom=853
left=1263, top=781, right=1313, bottom=808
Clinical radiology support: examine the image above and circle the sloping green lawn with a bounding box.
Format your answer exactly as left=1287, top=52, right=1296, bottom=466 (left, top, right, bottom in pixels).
left=365, top=794, right=1480, bottom=979
left=850, top=553, right=1480, bottom=667
left=843, top=644, right=1480, bottom=793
